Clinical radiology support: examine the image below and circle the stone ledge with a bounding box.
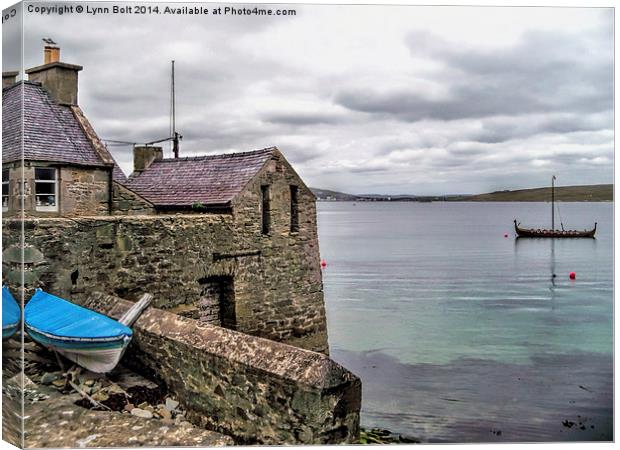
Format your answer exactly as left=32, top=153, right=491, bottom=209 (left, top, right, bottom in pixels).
left=86, top=293, right=353, bottom=389
left=2, top=214, right=233, bottom=224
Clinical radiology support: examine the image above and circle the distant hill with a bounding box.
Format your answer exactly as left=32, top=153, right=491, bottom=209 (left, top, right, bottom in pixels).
left=310, top=188, right=434, bottom=201
left=310, top=188, right=359, bottom=201
left=467, top=184, right=613, bottom=202
left=311, top=184, right=612, bottom=202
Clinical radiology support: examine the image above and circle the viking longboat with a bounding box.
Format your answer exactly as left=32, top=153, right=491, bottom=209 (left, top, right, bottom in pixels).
left=2, top=287, right=21, bottom=340
left=514, top=175, right=597, bottom=238
left=513, top=220, right=596, bottom=238
left=24, top=289, right=152, bottom=373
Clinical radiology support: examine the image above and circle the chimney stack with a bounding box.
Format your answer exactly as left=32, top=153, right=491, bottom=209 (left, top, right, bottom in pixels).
left=2, top=71, right=18, bottom=89
left=26, top=42, right=82, bottom=105
left=133, top=146, right=163, bottom=173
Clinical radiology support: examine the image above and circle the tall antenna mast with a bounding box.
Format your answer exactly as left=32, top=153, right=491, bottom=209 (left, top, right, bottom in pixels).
left=171, top=60, right=180, bottom=158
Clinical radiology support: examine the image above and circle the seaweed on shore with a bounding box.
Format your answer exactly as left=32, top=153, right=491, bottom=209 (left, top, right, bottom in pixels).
left=359, top=427, right=421, bottom=444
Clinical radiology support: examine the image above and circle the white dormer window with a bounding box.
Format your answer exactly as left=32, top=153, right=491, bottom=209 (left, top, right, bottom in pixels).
left=2, top=169, right=9, bottom=212
left=35, top=167, right=58, bottom=212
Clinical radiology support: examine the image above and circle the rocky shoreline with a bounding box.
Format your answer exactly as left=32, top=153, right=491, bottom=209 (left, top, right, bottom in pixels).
left=5, top=337, right=410, bottom=447
left=2, top=339, right=232, bottom=447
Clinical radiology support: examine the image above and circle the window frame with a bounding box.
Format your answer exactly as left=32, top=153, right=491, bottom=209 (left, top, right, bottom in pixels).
left=34, top=167, right=59, bottom=212
left=2, top=169, right=9, bottom=212
left=2, top=168, right=11, bottom=212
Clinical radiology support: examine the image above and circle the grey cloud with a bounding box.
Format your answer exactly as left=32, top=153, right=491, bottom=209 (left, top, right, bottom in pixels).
left=336, top=27, right=612, bottom=123
left=473, top=112, right=613, bottom=144
left=271, top=143, right=322, bottom=164
left=348, top=165, right=391, bottom=174
left=6, top=5, right=613, bottom=195
left=263, top=111, right=346, bottom=126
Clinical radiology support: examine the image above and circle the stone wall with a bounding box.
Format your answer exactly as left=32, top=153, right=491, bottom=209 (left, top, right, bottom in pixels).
left=83, top=293, right=361, bottom=445
left=2, top=215, right=235, bottom=308
left=231, top=151, right=328, bottom=353
left=60, top=166, right=110, bottom=215
left=111, top=181, right=155, bottom=215
left=3, top=212, right=328, bottom=353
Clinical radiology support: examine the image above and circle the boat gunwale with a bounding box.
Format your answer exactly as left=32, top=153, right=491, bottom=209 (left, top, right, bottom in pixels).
left=25, top=322, right=132, bottom=343
left=24, top=288, right=133, bottom=343
left=3, top=322, right=19, bottom=331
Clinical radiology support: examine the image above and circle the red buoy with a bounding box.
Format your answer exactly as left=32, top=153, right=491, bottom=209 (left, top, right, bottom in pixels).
left=320, top=259, right=327, bottom=268
left=569, top=272, right=576, bottom=280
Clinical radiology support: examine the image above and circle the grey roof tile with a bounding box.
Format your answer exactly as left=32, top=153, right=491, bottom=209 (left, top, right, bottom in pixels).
left=3, top=82, right=109, bottom=167
left=124, top=147, right=275, bottom=207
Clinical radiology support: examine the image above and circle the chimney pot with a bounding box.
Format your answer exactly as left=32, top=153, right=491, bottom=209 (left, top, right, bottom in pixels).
left=44, top=46, right=60, bottom=64
left=134, top=146, right=163, bottom=173
left=2, top=71, right=19, bottom=89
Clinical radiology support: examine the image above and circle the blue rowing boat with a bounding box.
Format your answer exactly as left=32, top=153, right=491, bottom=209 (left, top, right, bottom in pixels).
left=24, top=289, right=152, bottom=373
left=2, top=287, right=20, bottom=340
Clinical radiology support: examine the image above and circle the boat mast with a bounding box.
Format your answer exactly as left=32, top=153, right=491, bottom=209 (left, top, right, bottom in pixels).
left=551, top=175, right=556, bottom=231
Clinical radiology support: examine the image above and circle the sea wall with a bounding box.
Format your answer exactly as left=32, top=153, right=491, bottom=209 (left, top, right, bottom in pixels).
left=83, top=293, right=361, bottom=445
left=2, top=214, right=328, bottom=353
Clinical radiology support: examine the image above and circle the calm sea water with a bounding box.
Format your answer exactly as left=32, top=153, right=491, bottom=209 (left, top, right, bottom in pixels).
left=317, top=201, right=613, bottom=443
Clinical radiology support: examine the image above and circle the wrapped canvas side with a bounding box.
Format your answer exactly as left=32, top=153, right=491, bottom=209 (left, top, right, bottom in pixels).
left=2, top=2, right=26, bottom=448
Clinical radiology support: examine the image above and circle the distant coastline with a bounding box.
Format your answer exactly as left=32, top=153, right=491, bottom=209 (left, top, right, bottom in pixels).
left=311, top=184, right=613, bottom=203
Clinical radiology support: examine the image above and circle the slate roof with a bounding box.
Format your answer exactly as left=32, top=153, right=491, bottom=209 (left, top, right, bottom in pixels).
left=112, top=164, right=128, bottom=183
left=2, top=81, right=120, bottom=172
left=124, top=147, right=276, bottom=207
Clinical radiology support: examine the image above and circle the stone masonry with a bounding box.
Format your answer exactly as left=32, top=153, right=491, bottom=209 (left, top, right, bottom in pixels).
left=3, top=212, right=328, bottom=354
left=83, top=293, right=361, bottom=445
left=228, top=151, right=327, bottom=351
left=111, top=182, right=156, bottom=215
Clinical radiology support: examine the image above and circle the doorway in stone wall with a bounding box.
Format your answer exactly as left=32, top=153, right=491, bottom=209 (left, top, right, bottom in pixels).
left=197, top=275, right=236, bottom=330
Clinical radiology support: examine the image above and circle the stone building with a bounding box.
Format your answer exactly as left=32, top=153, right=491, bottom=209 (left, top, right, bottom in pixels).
left=2, top=46, right=329, bottom=354
left=2, top=48, right=126, bottom=217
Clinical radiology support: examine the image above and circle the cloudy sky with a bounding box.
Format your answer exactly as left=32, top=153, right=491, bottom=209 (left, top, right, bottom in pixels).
left=3, top=2, right=614, bottom=195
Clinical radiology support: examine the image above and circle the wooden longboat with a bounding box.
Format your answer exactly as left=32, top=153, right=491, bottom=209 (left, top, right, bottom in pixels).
left=514, top=175, right=597, bottom=238
left=513, top=220, right=596, bottom=238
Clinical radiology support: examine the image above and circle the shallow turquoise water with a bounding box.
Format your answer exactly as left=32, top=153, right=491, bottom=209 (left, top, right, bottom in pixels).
left=318, top=201, right=612, bottom=442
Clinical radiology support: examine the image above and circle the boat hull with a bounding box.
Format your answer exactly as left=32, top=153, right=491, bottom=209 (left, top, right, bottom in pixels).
left=24, top=289, right=133, bottom=373
left=55, top=344, right=127, bottom=373
left=514, top=220, right=596, bottom=238
left=2, top=287, right=21, bottom=340
left=3, top=324, right=19, bottom=340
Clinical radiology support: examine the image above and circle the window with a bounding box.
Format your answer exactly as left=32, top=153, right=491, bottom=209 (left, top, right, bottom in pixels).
left=2, top=169, right=8, bottom=211
left=261, top=185, right=270, bottom=235
left=290, top=185, right=299, bottom=233
left=35, top=167, right=58, bottom=212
